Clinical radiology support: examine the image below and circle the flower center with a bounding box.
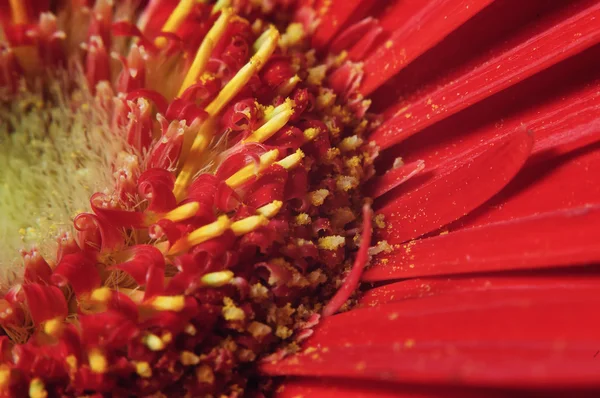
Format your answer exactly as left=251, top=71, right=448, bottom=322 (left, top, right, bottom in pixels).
left=0, top=2, right=378, bottom=396
left=0, top=76, right=121, bottom=280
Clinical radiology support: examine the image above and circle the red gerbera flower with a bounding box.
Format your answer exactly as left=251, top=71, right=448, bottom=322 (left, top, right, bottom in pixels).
left=0, top=0, right=599, bottom=397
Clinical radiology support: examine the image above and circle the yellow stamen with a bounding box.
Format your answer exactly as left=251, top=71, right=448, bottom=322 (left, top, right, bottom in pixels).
left=200, top=270, right=234, bottom=287
left=9, top=0, right=28, bottom=24
left=212, top=0, right=231, bottom=14
left=173, top=122, right=213, bottom=201
left=28, top=378, right=47, bottom=398
left=89, top=348, right=108, bottom=373
left=178, top=9, right=233, bottom=96
left=149, top=296, right=186, bottom=312
left=162, top=202, right=200, bottom=222
left=155, top=0, right=196, bottom=48
left=243, top=99, right=294, bottom=144
left=168, top=215, right=231, bottom=256
left=257, top=201, right=283, bottom=218
left=276, top=149, right=305, bottom=169
left=205, top=26, right=280, bottom=116
left=230, top=215, right=268, bottom=236
left=225, top=149, right=279, bottom=188
left=278, top=75, right=301, bottom=96
left=135, top=362, right=152, bottom=378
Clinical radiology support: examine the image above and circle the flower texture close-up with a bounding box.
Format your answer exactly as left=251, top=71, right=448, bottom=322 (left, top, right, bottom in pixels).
left=1, top=0, right=600, bottom=397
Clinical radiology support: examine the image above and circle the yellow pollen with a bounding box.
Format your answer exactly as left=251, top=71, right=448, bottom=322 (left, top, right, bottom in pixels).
left=28, top=378, right=47, bottom=398
left=225, top=149, right=279, bottom=188
left=231, top=215, right=268, bottom=236
left=162, top=202, right=200, bottom=222
left=276, top=149, right=304, bottom=169
left=205, top=26, right=280, bottom=116
left=243, top=100, right=295, bottom=143
left=200, top=270, right=234, bottom=287
left=155, top=0, right=197, bottom=48
left=149, top=296, right=186, bottom=312
left=135, top=361, right=152, bottom=378
left=9, top=0, right=28, bottom=24
left=143, top=333, right=166, bottom=351
left=257, top=200, right=283, bottom=218
left=178, top=9, right=234, bottom=96
left=66, top=355, right=77, bottom=372
left=196, top=364, right=215, bottom=384
left=318, top=235, right=346, bottom=250
left=89, top=349, right=108, bottom=373
left=168, top=215, right=231, bottom=255
left=0, top=365, right=9, bottom=390
left=339, top=135, right=364, bottom=152
left=222, top=297, right=245, bottom=321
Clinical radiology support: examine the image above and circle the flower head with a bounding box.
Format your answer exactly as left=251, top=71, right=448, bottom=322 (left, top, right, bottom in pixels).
left=1, top=0, right=600, bottom=397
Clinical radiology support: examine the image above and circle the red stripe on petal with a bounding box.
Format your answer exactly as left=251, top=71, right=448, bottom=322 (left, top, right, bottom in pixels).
left=367, top=159, right=424, bottom=199
left=263, top=285, right=600, bottom=387
left=360, top=0, right=494, bottom=96
left=370, top=1, right=600, bottom=150
left=310, top=0, right=366, bottom=50
left=364, top=205, right=600, bottom=282
left=376, top=129, right=533, bottom=244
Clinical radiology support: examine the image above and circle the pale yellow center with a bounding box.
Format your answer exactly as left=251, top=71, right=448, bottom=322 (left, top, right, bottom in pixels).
left=0, top=77, right=123, bottom=281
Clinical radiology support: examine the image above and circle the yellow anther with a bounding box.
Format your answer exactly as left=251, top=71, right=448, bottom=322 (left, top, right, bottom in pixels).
left=303, top=127, right=320, bottom=141
left=66, top=355, right=77, bottom=373
left=276, top=149, right=304, bottom=169
left=168, top=215, right=231, bottom=256
left=200, top=270, right=234, bottom=287
left=163, top=202, right=200, bottom=222
left=155, top=0, right=196, bottom=48
left=0, top=365, right=9, bottom=390
left=225, top=149, right=279, bottom=188
left=178, top=9, right=233, bottom=96
left=294, top=213, right=311, bottom=225
left=89, top=348, right=108, bottom=373
left=143, top=333, right=166, bottom=351
left=257, top=201, right=282, bottom=218
left=9, top=0, right=27, bottom=24
left=244, top=100, right=294, bottom=144
left=230, top=215, right=268, bottom=236
left=173, top=121, right=213, bottom=201
left=29, top=378, right=47, bottom=398
left=205, top=26, right=280, bottom=116
left=90, top=287, right=112, bottom=302
left=309, top=189, right=329, bottom=206
left=135, top=361, right=152, bottom=378
left=149, top=296, right=186, bottom=312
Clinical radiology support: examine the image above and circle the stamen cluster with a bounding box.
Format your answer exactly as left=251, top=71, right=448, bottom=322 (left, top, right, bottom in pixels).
left=0, top=1, right=376, bottom=396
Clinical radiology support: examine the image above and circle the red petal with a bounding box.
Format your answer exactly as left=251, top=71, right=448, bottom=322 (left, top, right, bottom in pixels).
left=370, top=1, right=600, bottom=150
left=376, top=129, right=532, bottom=244
left=360, top=0, right=494, bottom=96
left=365, top=205, right=600, bottom=282
left=263, top=283, right=600, bottom=387
left=310, top=0, right=365, bottom=50
left=52, top=252, right=102, bottom=297
left=452, top=145, right=600, bottom=229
